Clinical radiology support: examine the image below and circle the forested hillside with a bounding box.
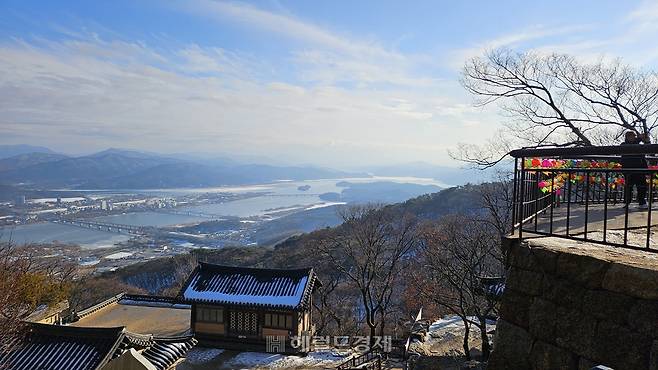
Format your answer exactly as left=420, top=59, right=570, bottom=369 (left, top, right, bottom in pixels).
left=72, top=183, right=488, bottom=308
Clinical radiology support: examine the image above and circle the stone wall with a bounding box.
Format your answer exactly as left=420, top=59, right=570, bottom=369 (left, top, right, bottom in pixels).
left=487, top=237, right=658, bottom=370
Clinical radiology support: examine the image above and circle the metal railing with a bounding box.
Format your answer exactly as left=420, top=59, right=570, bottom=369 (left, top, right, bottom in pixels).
left=511, top=144, right=658, bottom=253
left=336, top=351, right=382, bottom=370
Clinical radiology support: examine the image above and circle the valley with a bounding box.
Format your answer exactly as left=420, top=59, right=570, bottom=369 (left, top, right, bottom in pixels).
left=0, top=173, right=446, bottom=274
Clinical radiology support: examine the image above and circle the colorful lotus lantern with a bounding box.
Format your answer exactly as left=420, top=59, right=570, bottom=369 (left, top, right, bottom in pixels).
left=527, top=157, right=626, bottom=193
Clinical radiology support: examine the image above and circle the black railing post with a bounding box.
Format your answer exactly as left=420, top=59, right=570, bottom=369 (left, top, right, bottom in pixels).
left=550, top=169, right=555, bottom=234
left=512, top=157, right=518, bottom=235
left=566, top=174, right=572, bottom=236
left=603, top=174, right=609, bottom=243
left=518, top=158, right=525, bottom=240
left=624, top=172, right=630, bottom=246
left=534, top=171, right=539, bottom=232
left=584, top=171, right=590, bottom=240
left=647, top=172, right=653, bottom=250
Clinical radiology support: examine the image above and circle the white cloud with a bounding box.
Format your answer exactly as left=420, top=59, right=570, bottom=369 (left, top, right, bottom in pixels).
left=625, top=0, right=658, bottom=23
left=186, top=0, right=403, bottom=61
left=0, top=33, right=486, bottom=166
left=182, top=0, right=436, bottom=89
left=445, top=24, right=594, bottom=70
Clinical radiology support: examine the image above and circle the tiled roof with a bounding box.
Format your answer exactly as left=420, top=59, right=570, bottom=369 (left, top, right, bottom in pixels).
left=25, top=300, right=70, bottom=323
left=0, top=323, right=124, bottom=370
left=179, top=263, right=320, bottom=310
left=0, top=323, right=197, bottom=370
left=141, top=336, right=198, bottom=370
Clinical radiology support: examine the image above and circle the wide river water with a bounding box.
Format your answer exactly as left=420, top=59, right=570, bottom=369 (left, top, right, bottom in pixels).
left=0, top=177, right=446, bottom=249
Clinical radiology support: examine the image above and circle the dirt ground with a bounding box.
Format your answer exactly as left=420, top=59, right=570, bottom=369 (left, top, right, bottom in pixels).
left=406, top=316, right=492, bottom=370
left=71, top=302, right=191, bottom=336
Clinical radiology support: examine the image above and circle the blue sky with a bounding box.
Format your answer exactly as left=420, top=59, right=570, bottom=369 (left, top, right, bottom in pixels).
left=1, top=1, right=657, bottom=167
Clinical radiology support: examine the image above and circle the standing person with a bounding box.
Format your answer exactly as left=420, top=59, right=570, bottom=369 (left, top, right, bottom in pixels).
left=620, top=131, right=650, bottom=210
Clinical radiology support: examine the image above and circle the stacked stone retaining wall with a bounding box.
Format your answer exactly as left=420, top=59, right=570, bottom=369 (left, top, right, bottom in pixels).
left=488, top=237, right=658, bottom=370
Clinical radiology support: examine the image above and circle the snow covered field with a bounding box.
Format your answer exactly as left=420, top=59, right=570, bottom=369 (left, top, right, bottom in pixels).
left=224, top=350, right=346, bottom=369
left=177, top=348, right=347, bottom=369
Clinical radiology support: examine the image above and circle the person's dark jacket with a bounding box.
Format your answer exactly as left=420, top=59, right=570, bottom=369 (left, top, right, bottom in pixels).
left=620, top=141, right=648, bottom=169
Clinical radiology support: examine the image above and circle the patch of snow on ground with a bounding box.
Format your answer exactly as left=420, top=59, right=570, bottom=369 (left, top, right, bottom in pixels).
left=223, top=352, right=284, bottom=368
left=184, top=348, right=224, bottom=364
left=267, top=350, right=346, bottom=368
left=305, top=202, right=346, bottom=210
left=223, top=350, right=346, bottom=369
left=79, top=258, right=100, bottom=266
left=30, top=208, right=68, bottom=214
left=426, top=315, right=497, bottom=341
left=104, top=251, right=134, bottom=260
left=409, top=315, right=497, bottom=357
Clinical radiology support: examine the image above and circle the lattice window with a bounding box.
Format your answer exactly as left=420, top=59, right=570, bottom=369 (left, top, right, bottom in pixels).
left=229, top=310, right=258, bottom=335
left=250, top=312, right=257, bottom=333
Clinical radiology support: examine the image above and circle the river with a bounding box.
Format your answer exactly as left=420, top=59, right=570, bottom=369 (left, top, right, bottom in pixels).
left=0, top=177, right=446, bottom=248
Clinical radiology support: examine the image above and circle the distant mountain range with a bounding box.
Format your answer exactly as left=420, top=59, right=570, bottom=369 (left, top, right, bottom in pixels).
left=0, top=152, right=68, bottom=172
left=0, top=144, right=57, bottom=159
left=0, top=147, right=366, bottom=189
left=363, top=161, right=494, bottom=186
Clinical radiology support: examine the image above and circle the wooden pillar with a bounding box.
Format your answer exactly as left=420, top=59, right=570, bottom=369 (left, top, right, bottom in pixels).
left=293, top=311, right=299, bottom=336
left=190, top=304, right=196, bottom=333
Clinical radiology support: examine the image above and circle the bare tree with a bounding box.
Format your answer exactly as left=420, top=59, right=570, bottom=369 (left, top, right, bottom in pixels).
left=456, top=48, right=658, bottom=168
left=316, top=205, right=419, bottom=345
left=478, top=171, right=515, bottom=245
left=415, top=215, right=504, bottom=360
left=311, top=272, right=360, bottom=337
left=0, top=242, right=74, bottom=352
left=160, top=253, right=199, bottom=296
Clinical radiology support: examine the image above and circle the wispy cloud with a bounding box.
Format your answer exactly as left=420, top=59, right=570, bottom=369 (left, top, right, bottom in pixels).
left=181, top=0, right=435, bottom=88
left=625, top=0, right=658, bottom=23
left=186, top=0, right=402, bottom=60
left=0, top=30, right=481, bottom=166
left=15, top=1, right=658, bottom=167
left=445, top=24, right=594, bottom=69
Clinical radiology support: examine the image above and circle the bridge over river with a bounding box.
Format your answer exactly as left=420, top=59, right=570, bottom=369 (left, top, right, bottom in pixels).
left=152, top=209, right=223, bottom=219
left=52, top=218, right=156, bottom=236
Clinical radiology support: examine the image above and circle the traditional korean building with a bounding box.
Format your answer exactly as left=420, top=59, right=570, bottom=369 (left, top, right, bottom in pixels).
left=25, top=300, right=70, bottom=325
left=179, top=263, right=321, bottom=352
left=0, top=322, right=197, bottom=370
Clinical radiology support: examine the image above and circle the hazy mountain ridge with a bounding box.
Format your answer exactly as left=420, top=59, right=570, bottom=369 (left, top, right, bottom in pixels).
left=365, top=161, right=492, bottom=186
left=0, top=145, right=57, bottom=159
left=1, top=151, right=178, bottom=187
left=78, top=162, right=366, bottom=189
left=0, top=147, right=367, bottom=189
left=0, top=153, right=69, bottom=172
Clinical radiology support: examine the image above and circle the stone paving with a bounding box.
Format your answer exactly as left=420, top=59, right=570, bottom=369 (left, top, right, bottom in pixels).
left=525, top=202, right=658, bottom=250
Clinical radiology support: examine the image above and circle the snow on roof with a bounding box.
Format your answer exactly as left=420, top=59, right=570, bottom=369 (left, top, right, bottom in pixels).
left=180, top=263, right=318, bottom=310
